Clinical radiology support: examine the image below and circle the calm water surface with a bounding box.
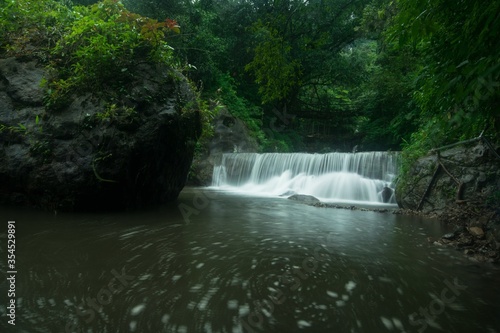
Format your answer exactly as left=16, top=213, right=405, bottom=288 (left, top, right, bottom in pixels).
left=1, top=187, right=499, bottom=333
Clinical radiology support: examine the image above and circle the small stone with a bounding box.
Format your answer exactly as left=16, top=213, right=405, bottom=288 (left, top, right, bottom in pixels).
left=453, top=226, right=466, bottom=234
left=442, top=233, right=456, bottom=240
left=488, top=251, right=498, bottom=258
left=457, top=236, right=474, bottom=247
left=468, top=227, right=485, bottom=237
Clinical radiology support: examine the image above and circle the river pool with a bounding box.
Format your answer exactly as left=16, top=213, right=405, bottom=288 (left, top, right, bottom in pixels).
left=0, top=187, right=499, bottom=333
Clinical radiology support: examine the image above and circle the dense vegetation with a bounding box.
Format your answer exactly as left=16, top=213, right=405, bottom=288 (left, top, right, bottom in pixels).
left=1, top=0, right=498, bottom=175
left=0, top=0, right=212, bottom=134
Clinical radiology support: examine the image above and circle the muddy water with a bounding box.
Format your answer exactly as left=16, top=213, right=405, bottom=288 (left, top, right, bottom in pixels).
left=0, top=187, right=499, bottom=333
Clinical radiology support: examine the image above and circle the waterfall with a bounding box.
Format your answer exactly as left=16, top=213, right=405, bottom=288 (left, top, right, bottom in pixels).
left=212, top=152, right=399, bottom=204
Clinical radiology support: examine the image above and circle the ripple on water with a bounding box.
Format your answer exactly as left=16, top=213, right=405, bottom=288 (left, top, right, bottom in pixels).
left=227, top=299, right=238, bottom=310
left=190, top=284, right=204, bottom=292
left=130, top=303, right=146, bottom=316
left=298, top=320, right=312, bottom=328
left=345, top=280, right=357, bottom=293
left=7, top=189, right=500, bottom=333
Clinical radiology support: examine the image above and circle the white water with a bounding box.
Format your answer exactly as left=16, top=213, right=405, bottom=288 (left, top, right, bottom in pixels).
left=212, top=152, right=399, bottom=204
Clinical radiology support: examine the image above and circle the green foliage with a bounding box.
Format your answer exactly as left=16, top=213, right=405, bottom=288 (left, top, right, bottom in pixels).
left=175, top=6, right=231, bottom=90
left=244, top=0, right=369, bottom=108
left=386, top=0, right=500, bottom=182
left=0, top=122, right=27, bottom=134
left=196, top=99, right=221, bottom=141
left=353, top=39, right=420, bottom=150
left=261, top=129, right=305, bottom=153
left=46, top=0, right=180, bottom=108
left=11, top=0, right=498, bottom=164
left=29, top=140, right=52, bottom=163
left=359, top=0, right=398, bottom=39
left=0, top=0, right=74, bottom=59
left=1, top=0, right=182, bottom=110
left=114, top=0, right=376, bottom=152
left=398, top=119, right=440, bottom=178
left=216, top=73, right=267, bottom=145
left=240, top=0, right=374, bottom=150
left=245, top=22, right=302, bottom=104
left=390, top=0, right=500, bottom=146
left=95, top=103, right=138, bottom=123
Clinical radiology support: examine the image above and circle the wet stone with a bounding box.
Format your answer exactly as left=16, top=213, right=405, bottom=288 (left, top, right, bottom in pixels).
left=442, top=233, right=456, bottom=240
left=287, top=194, right=321, bottom=204
left=468, top=227, right=485, bottom=238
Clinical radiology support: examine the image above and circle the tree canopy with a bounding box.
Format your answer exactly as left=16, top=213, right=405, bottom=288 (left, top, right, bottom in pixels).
left=1, top=0, right=498, bottom=166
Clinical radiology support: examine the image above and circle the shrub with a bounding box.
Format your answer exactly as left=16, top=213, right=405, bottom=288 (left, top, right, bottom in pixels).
left=0, top=0, right=73, bottom=59
left=45, top=0, right=180, bottom=108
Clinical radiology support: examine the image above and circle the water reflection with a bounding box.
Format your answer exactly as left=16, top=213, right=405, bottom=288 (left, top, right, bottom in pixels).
left=0, top=188, right=499, bottom=333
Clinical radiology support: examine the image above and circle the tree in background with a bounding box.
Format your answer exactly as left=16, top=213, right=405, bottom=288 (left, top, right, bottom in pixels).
left=352, top=0, right=420, bottom=151
left=45, top=0, right=498, bottom=156
left=390, top=0, right=500, bottom=149
left=384, top=0, right=500, bottom=177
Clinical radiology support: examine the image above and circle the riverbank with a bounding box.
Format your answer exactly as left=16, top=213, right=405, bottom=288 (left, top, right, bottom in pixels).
left=430, top=199, right=500, bottom=263
left=292, top=195, right=500, bottom=264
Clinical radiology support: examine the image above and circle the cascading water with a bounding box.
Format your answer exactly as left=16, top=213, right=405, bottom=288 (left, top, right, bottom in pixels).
left=212, top=152, right=399, bottom=204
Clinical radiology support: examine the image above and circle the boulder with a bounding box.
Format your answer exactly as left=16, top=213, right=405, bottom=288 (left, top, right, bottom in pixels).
left=0, top=57, right=201, bottom=211
left=287, top=194, right=321, bottom=204
left=380, top=186, right=393, bottom=203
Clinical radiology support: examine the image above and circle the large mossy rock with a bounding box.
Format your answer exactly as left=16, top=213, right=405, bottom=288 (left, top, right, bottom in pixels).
left=0, top=57, right=201, bottom=211
left=396, top=140, right=500, bottom=213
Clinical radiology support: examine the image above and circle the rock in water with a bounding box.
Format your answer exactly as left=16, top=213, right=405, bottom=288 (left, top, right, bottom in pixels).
left=288, top=194, right=321, bottom=204
left=441, top=233, right=456, bottom=240
left=0, top=58, right=201, bottom=211
left=381, top=186, right=393, bottom=203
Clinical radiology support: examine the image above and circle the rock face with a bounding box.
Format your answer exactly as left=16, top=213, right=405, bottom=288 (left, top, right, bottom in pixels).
left=396, top=140, right=500, bottom=213
left=0, top=57, right=201, bottom=211
left=189, top=108, right=258, bottom=185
